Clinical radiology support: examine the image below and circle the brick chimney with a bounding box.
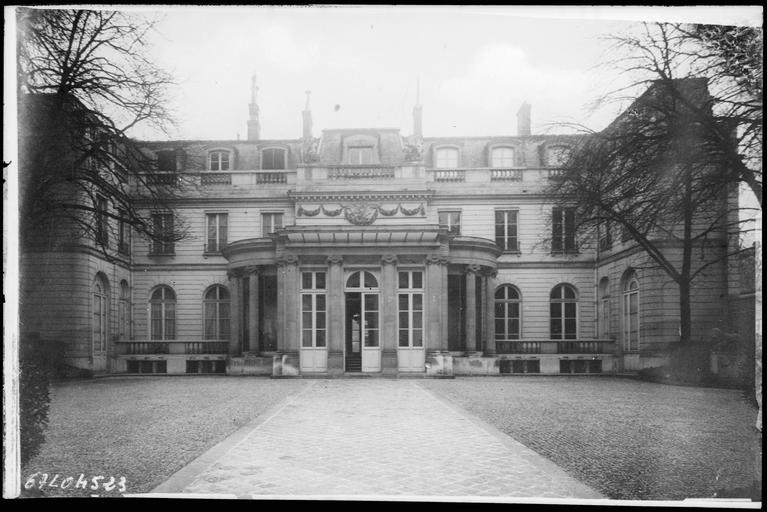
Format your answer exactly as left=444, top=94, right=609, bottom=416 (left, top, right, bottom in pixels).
left=247, top=73, right=260, bottom=141
left=517, top=102, right=531, bottom=137
left=302, top=90, right=313, bottom=141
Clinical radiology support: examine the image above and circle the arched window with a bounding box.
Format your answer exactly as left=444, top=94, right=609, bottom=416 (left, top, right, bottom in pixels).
left=598, top=277, right=610, bottom=339
left=118, top=280, right=130, bottom=340
left=435, top=147, right=459, bottom=169
left=203, top=285, right=230, bottom=340
left=623, top=273, right=640, bottom=351
left=550, top=284, right=578, bottom=340
left=209, top=150, right=230, bottom=171
left=491, top=147, right=515, bottom=168
left=346, top=271, right=378, bottom=289
left=93, top=275, right=109, bottom=352
left=495, top=285, right=521, bottom=340
left=149, top=286, right=176, bottom=340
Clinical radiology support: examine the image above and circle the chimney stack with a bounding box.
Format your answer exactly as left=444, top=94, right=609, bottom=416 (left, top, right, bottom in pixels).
left=247, top=73, right=261, bottom=141
left=413, top=77, right=423, bottom=140
left=302, top=90, right=313, bottom=141
left=517, top=102, right=531, bottom=137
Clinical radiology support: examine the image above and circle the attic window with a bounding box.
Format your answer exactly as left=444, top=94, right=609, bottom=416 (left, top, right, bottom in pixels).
left=157, top=151, right=176, bottom=172
left=546, top=145, right=571, bottom=167
left=491, top=147, right=515, bottom=168
left=262, top=148, right=287, bottom=170
left=209, top=150, right=230, bottom=171
left=347, top=147, right=373, bottom=165
left=435, top=147, right=459, bottom=169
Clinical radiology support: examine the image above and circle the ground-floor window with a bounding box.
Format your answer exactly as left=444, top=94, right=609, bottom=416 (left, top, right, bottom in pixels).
left=550, top=283, right=578, bottom=340
left=203, top=285, right=230, bottom=340
left=93, top=275, right=108, bottom=351
left=398, top=271, right=424, bottom=348
left=150, top=285, right=176, bottom=340
left=623, top=274, right=639, bottom=351
left=495, top=284, right=521, bottom=340
left=302, top=271, right=327, bottom=348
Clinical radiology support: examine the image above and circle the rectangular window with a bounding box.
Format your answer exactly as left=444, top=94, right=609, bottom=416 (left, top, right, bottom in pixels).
left=435, top=148, right=459, bottom=169
left=209, top=151, right=230, bottom=171
left=599, top=222, right=613, bottom=251
left=438, top=211, right=461, bottom=235
left=398, top=271, right=424, bottom=348
left=600, top=298, right=610, bottom=338
left=491, top=147, right=515, bottom=168
left=301, top=272, right=327, bottom=348
left=157, top=150, right=176, bottom=172
left=495, top=210, right=518, bottom=251
left=262, top=212, right=284, bottom=236
left=95, top=195, right=108, bottom=247
left=151, top=213, right=174, bottom=255
left=117, top=209, right=130, bottom=255
left=347, top=147, right=373, bottom=165
left=206, top=213, right=228, bottom=253
left=262, top=148, right=287, bottom=170
left=552, top=207, right=576, bottom=253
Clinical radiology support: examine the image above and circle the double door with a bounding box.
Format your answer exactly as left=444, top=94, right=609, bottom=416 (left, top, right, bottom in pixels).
left=345, top=292, right=380, bottom=372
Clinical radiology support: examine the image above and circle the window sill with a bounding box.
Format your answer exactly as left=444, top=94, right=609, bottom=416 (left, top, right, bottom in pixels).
left=148, top=252, right=175, bottom=257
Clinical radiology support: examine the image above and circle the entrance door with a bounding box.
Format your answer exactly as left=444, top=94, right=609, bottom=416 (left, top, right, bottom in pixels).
left=345, top=293, right=362, bottom=372
left=345, top=271, right=381, bottom=373
left=397, top=270, right=425, bottom=372
left=299, top=271, right=328, bottom=373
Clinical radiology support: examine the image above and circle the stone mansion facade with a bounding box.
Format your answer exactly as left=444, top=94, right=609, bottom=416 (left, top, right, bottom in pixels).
left=18, top=79, right=753, bottom=377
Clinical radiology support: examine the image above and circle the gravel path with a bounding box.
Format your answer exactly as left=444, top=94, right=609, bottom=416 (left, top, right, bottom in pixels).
left=422, top=376, right=761, bottom=501
left=21, top=376, right=307, bottom=497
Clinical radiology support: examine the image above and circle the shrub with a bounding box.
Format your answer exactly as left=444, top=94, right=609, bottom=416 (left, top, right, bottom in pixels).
left=20, top=358, right=50, bottom=465
left=19, top=334, right=53, bottom=466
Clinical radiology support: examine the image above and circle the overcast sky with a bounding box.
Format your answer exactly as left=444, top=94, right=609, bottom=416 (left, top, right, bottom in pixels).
left=121, top=6, right=762, bottom=141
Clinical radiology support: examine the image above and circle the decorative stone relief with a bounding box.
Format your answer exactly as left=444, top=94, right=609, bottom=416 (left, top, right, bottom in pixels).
left=381, top=254, right=398, bottom=265
left=327, top=254, right=343, bottom=266
left=296, top=202, right=426, bottom=225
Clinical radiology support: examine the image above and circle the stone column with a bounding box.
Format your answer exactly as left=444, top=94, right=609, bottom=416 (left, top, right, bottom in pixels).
left=426, top=255, right=448, bottom=353
left=327, top=255, right=344, bottom=375
left=464, top=265, right=479, bottom=354
left=277, top=254, right=300, bottom=376
left=247, top=266, right=260, bottom=353
left=381, top=254, right=399, bottom=375
left=227, top=269, right=242, bottom=356
left=484, top=270, right=498, bottom=356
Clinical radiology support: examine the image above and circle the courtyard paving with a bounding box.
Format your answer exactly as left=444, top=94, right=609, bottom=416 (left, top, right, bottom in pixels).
left=150, top=379, right=604, bottom=500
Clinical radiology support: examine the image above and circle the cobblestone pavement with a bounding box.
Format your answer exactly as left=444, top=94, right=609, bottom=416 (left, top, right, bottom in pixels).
left=151, top=379, right=603, bottom=500
left=422, top=377, right=762, bottom=501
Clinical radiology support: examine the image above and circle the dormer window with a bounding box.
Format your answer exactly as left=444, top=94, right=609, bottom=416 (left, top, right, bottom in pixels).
left=209, top=150, right=230, bottom=171
left=491, top=147, right=515, bottom=168
left=435, top=147, right=459, bottom=169
left=262, top=147, right=287, bottom=170
left=347, top=147, right=373, bottom=165
left=157, top=150, right=176, bottom=172
left=545, top=145, right=571, bottom=167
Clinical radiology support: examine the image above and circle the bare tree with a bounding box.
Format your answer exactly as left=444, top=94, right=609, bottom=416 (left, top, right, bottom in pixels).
left=17, top=7, right=188, bottom=259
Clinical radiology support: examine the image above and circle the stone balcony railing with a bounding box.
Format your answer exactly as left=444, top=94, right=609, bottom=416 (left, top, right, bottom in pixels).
left=495, top=339, right=616, bottom=355
left=115, top=340, right=229, bottom=355
left=135, top=166, right=563, bottom=193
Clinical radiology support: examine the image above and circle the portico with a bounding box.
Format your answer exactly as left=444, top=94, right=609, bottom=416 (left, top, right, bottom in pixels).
left=221, top=224, right=500, bottom=376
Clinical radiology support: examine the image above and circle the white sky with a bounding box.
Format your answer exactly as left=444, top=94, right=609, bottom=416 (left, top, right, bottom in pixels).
left=88, top=6, right=763, bottom=140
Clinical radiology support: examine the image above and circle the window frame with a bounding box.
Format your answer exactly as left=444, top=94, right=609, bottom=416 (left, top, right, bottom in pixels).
left=93, top=276, right=109, bottom=352
left=438, top=210, right=462, bottom=235
left=261, top=147, right=288, bottom=170
left=300, top=271, right=327, bottom=349
left=495, top=209, right=519, bottom=252
left=150, top=213, right=175, bottom=255
left=495, top=284, right=522, bottom=341
left=346, top=146, right=374, bottom=165
left=490, top=146, right=516, bottom=168
left=545, top=145, right=571, bottom=167
left=118, top=280, right=130, bottom=340
left=550, top=284, right=578, bottom=340
left=434, top=146, right=460, bottom=169
left=95, top=195, right=108, bottom=248
left=203, top=285, right=230, bottom=341
left=397, top=270, right=424, bottom=348
left=622, top=275, right=640, bottom=351
left=205, top=212, right=229, bottom=253
left=208, top=150, right=231, bottom=171
left=149, top=285, right=176, bottom=340
left=261, top=211, right=284, bottom=237
left=552, top=207, right=577, bottom=253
